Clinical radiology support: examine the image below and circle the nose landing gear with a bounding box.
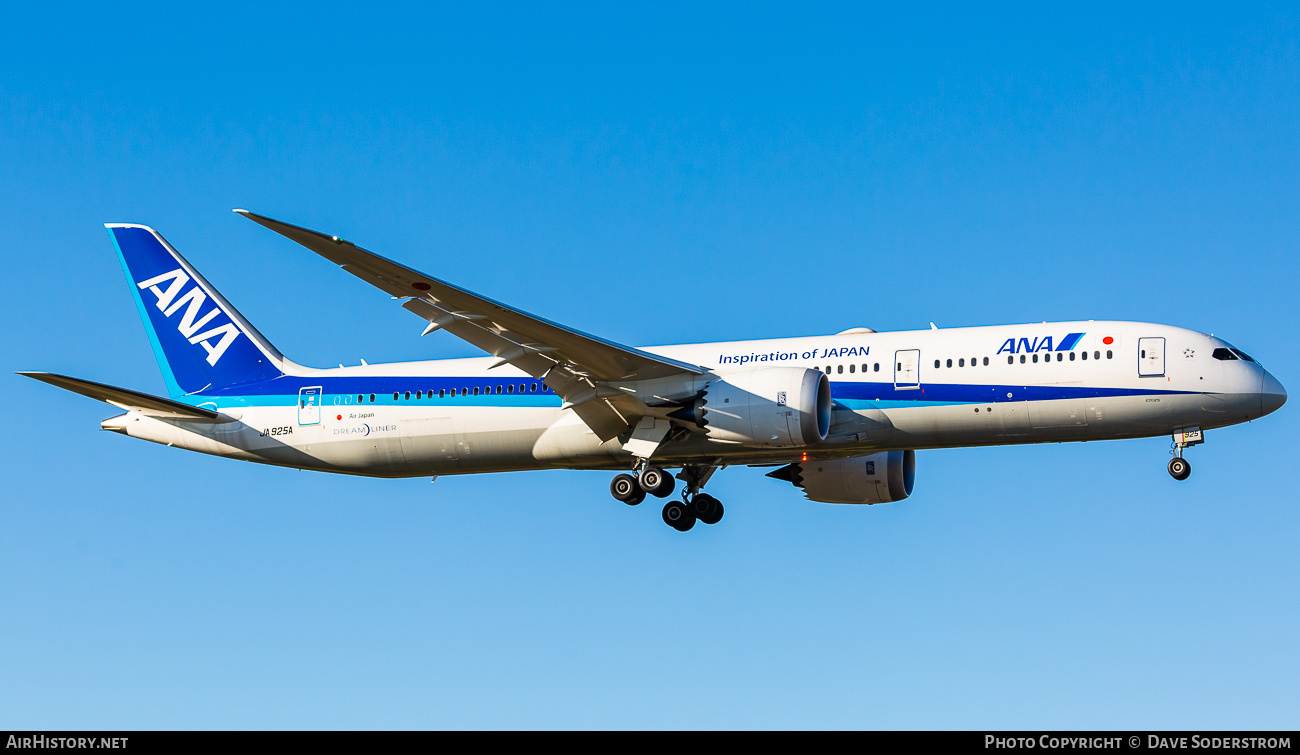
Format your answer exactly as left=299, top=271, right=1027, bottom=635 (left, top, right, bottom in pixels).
left=1168, top=427, right=1203, bottom=481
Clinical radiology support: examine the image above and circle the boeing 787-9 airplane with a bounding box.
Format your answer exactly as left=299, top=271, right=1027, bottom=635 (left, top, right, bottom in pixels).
left=21, top=211, right=1287, bottom=531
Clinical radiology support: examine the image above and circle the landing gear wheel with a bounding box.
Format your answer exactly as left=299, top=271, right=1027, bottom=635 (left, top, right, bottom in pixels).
left=691, top=493, right=724, bottom=525
left=662, top=500, right=696, bottom=531
left=611, top=473, right=644, bottom=504
left=1168, top=457, right=1191, bottom=481
left=639, top=466, right=674, bottom=498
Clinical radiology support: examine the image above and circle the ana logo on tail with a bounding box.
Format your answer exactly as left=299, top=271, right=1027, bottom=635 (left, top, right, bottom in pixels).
left=136, top=268, right=241, bottom=366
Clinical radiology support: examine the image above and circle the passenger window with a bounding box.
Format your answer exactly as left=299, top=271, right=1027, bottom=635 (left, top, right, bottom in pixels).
left=1069, top=352, right=1075, bottom=361
left=1008, top=356, right=1014, bottom=364
left=1082, top=351, right=1088, bottom=360
left=849, top=364, right=855, bottom=373
left=357, top=394, right=364, bottom=403
left=530, top=383, right=538, bottom=392
left=1106, top=350, right=1113, bottom=359
left=934, top=360, right=940, bottom=369
left=983, top=357, right=989, bottom=366
left=507, top=384, right=514, bottom=394
left=1032, top=354, right=1038, bottom=363
left=473, top=387, right=480, bottom=396
left=369, top=393, right=376, bottom=402
left=1094, top=351, right=1101, bottom=360
left=404, top=391, right=411, bottom=400
left=946, top=359, right=952, bottom=368
left=837, top=365, right=843, bottom=374
left=874, top=363, right=880, bottom=372
left=958, top=358, right=964, bottom=367
left=439, top=389, right=446, bottom=398
left=416, top=391, right=423, bottom=399
left=1019, top=355, right=1025, bottom=364
left=1056, top=353, right=1062, bottom=362
left=826, top=365, right=831, bottom=373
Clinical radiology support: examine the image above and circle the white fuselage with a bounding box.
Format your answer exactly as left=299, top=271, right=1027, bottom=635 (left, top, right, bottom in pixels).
left=103, top=320, right=1284, bottom=478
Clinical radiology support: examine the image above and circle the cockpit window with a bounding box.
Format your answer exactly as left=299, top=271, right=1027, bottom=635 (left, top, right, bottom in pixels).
left=1212, top=348, right=1238, bottom=361
left=1230, top=348, right=1257, bottom=363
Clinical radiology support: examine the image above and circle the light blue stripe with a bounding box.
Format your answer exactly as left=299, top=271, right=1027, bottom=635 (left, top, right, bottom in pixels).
left=837, top=398, right=980, bottom=410
left=199, top=394, right=564, bottom=410
left=108, top=228, right=184, bottom=399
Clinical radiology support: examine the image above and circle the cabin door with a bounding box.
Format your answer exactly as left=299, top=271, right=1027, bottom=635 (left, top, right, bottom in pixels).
left=298, top=386, right=322, bottom=425
left=1138, top=337, right=1166, bottom=377
left=894, top=349, right=920, bottom=389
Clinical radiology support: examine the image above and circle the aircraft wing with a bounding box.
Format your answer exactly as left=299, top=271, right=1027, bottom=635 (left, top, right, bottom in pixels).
left=236, top=210, right=706, bottom=441
left=18, top=372, right=222, bottom=421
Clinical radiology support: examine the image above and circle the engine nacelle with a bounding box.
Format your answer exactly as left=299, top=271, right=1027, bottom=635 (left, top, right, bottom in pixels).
left=767, top=450, right=916, bottom=504
left=683, top=367, right=831, bottom=447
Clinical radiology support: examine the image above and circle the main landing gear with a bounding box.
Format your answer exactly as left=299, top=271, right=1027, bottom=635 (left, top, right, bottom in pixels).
left=664, top=464, right=725, bottom=532
left=610, top=462, right=724, bottom=532
left=1168, top=427, right=1204, bottom=481
left=610, top=464, right=674, bottom=505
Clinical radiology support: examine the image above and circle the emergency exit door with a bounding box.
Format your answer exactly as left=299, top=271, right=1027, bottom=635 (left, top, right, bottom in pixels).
left=1138, top=337, right=1165, bottom=377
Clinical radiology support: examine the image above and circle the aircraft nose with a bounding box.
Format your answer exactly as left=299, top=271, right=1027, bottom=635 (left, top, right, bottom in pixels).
left=1261, top=371, right=1287, bottom=417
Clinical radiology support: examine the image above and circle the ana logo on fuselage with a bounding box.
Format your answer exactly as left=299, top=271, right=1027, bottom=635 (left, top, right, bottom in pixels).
left=136, top=268, right=241, bottom=366
left=996, top=332, right=1085, bottom=355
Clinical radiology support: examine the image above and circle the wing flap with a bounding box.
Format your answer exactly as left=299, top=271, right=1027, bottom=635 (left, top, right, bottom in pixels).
left=400, top=298, right=559, bottom=378
left=18, top=372, right=222, bottom=421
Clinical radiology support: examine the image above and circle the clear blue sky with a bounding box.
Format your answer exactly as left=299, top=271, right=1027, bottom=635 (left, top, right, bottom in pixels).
left=3, top=2, right=1298, bottom=729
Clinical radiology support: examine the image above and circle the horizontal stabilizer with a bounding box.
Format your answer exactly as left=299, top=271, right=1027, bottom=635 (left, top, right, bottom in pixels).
left=18, top=372, right=222, bottom=421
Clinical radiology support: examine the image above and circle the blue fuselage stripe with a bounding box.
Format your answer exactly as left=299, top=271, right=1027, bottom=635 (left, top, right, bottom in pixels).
left=179, top=376, right=1200, bottom=410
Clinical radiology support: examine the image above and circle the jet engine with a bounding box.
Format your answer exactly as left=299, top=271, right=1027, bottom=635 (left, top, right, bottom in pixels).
left=673, top=367, right=831, bottom=447
left=766, top=450, right=916, bottom=504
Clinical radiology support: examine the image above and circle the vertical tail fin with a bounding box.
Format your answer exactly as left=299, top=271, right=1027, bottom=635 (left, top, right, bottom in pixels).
left=107, top=224, right=287, bottom=398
